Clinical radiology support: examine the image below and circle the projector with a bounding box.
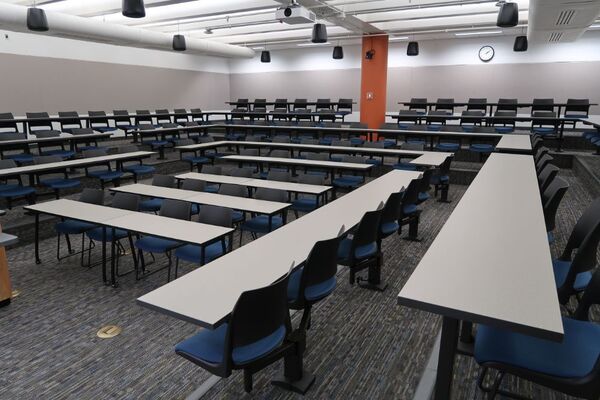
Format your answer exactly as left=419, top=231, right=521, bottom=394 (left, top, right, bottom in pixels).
left=276, top=5, right=316, bottom=25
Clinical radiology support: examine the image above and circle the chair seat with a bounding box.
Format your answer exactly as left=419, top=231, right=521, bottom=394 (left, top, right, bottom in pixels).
left=319, top=138, right=333, bottom=145
left=291, top=197, right=318, bottom=212
left=350, top=137, right=365, bottom=146
left=475, top=317, right=600, bottom=379
left=548, top=231, right=555, bottom=244
left=470, top=144, right=495, bottom=153
left=431, top=175, right=450, bottom=185
left=242, top=215, right=283, bottom=233
left=393, top=162, right=417, bottom=171
left=407, top=139, right=426, bottom=145
left=462, top=125, right=476, bottom=132
left=93, top=127, right=118, bottom=133
left=40, top=178, right=80, bottom=190
left=87, top=227, right=129, bottom=241
left=123, top=164, right=156, bottom=175
left=494, top=127, right=514, bottom=133
left=175, top=323, right=286, bottom=365
left=333, top=175, right=364, bottom=189
left=88, top=170, right=124, bottom=181
left=175, top=240, right=229, bottom=265
left=41, top=150, right=76, bottom=159
left=552, top=259, right=593, bottom=292
left=437, top=142, right=460, bottom=152
left=337, top=237, right=378, bottom=261
left=135, top=236, right=181, bottom=253
left=5, top=153, right=34, bottom=163
left=0, top=185, right=35, bottom=198
left=534, top=127, right=556, bottom=136
left=380, top=221, right=399, bottom=236
left=56, top=219, right=96, bottom=235
left=204, top=185, right=219, bottom=194
left=565, top=113, right=587, bottom=119
left=116, top=125, right=137, bottom=131
left=366, top=158, right=382, bottom=166
left=403, top=204, right=418, bottom=215
left=382, top=139, right=396, bottom=148
left=418, top=192, right=430, bottom=202
left=183, top=156, right=211, bottom=165
left=427, top=125, right=442, bottom=131
left=287, top=267, right=336, bottom=302
left=139, top=198, right=163, bottom=212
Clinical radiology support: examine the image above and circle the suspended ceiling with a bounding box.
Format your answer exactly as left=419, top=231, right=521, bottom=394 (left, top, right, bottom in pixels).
left=3, top=0, right=600, bottom=50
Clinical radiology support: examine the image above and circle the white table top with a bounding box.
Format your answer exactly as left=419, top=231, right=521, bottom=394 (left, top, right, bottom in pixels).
left=138, top=169, right=422, bottom=328
left=24, top=199, right=134, bottom=223
left=398, top=153, right=563, bottom=341
left=175, top=173, right=332, bottom=195
left=0, top=151, right=155, bottom=177
left=495, top=135, right=533, bottom=152
left=410, top=153, right=452, bottom=167
left=111, top=184, right=290, bottom=215
left=221, top=155, right=373, bottom=171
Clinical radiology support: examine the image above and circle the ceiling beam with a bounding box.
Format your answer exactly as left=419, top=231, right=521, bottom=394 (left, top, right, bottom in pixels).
left=273, top=0, right=383, bottom=34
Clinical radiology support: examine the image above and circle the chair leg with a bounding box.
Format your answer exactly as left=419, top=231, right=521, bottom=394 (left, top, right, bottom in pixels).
left=174, top=257, right=180, bottom=280
left=244, top=369, right=253, bottom=393
left=65, top=234, right=73, bottom=254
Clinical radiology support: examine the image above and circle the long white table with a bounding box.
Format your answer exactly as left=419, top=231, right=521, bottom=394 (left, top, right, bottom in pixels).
left=110, top=183, right=291, bottom=216
left=397, top=153, right=563, bottom=399
left=138, top=169, right=421, bottom=328
left=495, top=134, right=533, bottom=153
left=24, top=199, right=234, bottom=287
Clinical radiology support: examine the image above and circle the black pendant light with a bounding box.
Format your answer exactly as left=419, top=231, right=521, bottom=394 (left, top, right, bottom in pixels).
left=122, top=0, right=146, bottom=19
left=261, top=50, right=271, bottom=63
left=173, top=34, right=186, bottom=51
left=514, top=35, right=528, bottom=52
left=312, top=23, right=328, bottom=43
left=27, top=6, right=48, bottom=32
left=407, top=41, right=419, bottom=56
left=497, top=2, right=518, bottom=28
left=333, top=45, right=344, bottom=60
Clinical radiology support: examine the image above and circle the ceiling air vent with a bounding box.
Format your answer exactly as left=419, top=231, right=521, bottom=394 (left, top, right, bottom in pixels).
left=555, top=9, right=576, bottom=26
left=548, top=31, right=564, bottom=42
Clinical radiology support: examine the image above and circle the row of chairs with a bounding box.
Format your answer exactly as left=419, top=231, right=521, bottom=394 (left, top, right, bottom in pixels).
left=174, top=171, right=428, bottom=393
left=405, top=97, right=590, bottom=118
left=233, top=98, right=353, bottom=113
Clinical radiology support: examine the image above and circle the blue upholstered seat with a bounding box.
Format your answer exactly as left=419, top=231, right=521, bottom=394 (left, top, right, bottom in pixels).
left=56, top=219, right=96, bottom=235
left=383, top=139, right=396, bottom=148
left=350, top=137, right=365, bottom=146
left=287, top=267, right=336, bottom=302
left=0, top=186, right=35, bottom=198
left=94, top=127, right=117, bottom=133
left=139, top=198, right=163, bottom=212
left=418, top=192, right=430, bottom=202
left=462, top=125, right=475, bottom=132
left=0, top=184, right=20, bottom=192
left=39, top=178, right=80, bottom=190
left=548, top=231, right=555, bottom=244
left=5, top=153, right=34, bottom=164
left=475, top=317, right=600, bottom=379
left=381, top=221, right=399, bottom=235
left=337, top=238, right=377, bottom=261
left=204, top=184, right=219, bottom=193
left=393, top=162, right=417, bottom=171
left=88, top=170, right=124, bottom=181
left=183, top=155, right=211, bottom=167
left=430, top=175, right=449, bottom=185
left=470, top=144, right=495, bottom=153
left=175, top=240, right=229, bottom=265
left=427, top=125, right=442, bottom=131
left=291, top=197, right=318, bottom=213
left=175, top=324, right=286, bottom=365
left=366, top=158, right=382, bottom=166
left=333, top=175, right=363, bottom=189
left=135, top=236, right=181, bottom=253
left=553, top=259, right=593, bottom=292
left=534, top=127, right=556, bottom=136
left=86, top=227, right=129, bottom=241
left=436, top=142, right=460, bottom=152
left=403, top=204, right=418, bottom=215
left=565, top=113, right=588, bottom=119
left=494, top=127, right=514, bottom=134
left=406, top=138, right=426, bottom=145
left=123, top=164, right=155, bottom=176
left=40, top=150, right=76, bottom=159
left=241, top=215, right=283, bottom=233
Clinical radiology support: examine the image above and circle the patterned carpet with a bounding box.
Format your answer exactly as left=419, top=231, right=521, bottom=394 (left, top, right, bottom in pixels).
left=0, top=165, right=596, bottom=400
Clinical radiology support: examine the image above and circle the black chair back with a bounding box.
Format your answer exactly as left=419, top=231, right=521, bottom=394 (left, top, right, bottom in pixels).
left=255, top=188, right=287, bottom=202
left=418, top=168, right=433, bottom=193
left=0, top=113, right=18, bottom=133
left=293, top=99, right=308, bottom=110
left=565, top=219, right=600, bottom=285
left=536, top=154, right=554, bottom=174
left=240, top=149, right=259, bottom=156
left=34, top=155, right=62, bottom=164
left=409, top=98, right=427, bottom=113
left=190, top=108, right=203, bottom=121
left=236, top=99, right=249, bottom=110
left=467, top=98, right=487, bottom=112
left=83, top=149, right=107, bottom=158
left=401, top=142, right=425, bottom=151
left=299, top=233, right=343, bottom=299
left=532, top=98, right=555, bottom=113
left=155, top=109, right=172, bottom=124
left=202, top=165, right=222, bottom=175
left=435, top=98, right=454, bottom=113
left=80, top=188, right=104, bottom=205
left=542, top=177, right=569, bottom=232
left=565, top=99, right=590, bottom=117
left=497, top=98, right=518, bottom=111
left=461, top=110, right=485, bottom=125
left=316, top=99, right=331, bottom=110
left=230, top=168, right=254, bottom=178
left=159, top=198, right=191, bottom=221
left=219, top=183, right=247, bottom=197
left=560, top=199, right=600, bottom=261
left=350, top=207, right=384, bottom=260
left=152, top=174, right=175, bottom=188
left=574, top=269, right=600, bottom=321
left=337, top=98, right=353, bottom=112
left=58, top=111, right=81, bottom=129
left=113, top=110, right=132, bottom=124
left=112, top=192, right=140, bottom=211
left=135, top=110, right=153, bottom=126
left=537, top=164, right=559, bottom=193
left=297, top=173, right=324, bottom=185
left=0, top=159, right=17, bottom=169
left=198, top=205, right=233, bottom=228
left=27, top=112, right=53, bottom=131
left=267, top=170, right=291, bottom=182
left=401, top=179, right=421, bottom=209
left=381, top=191, right=404, bottom=228
left=173, top=109, right=189, bottom=124
left=274, top=99, right=288, bottom=111
left=181, top=179, right=205, bottom=192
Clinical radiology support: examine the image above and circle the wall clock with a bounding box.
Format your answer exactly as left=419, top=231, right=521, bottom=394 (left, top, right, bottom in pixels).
left=479, top=45, right=495, bottom=62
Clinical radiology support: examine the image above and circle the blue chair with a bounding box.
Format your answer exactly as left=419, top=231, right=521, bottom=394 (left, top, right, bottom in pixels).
left=174, top=205, right=233, bottom=278
left=0, top=113, right=32, bottom=163
left=436, top=139, right=460, bottom=152
left=332, top=155, right=366, bottom=194
left=240, top=188, right=287, bottom=245
left=32, top=130, right=76, bottom=159
left=197, top=136, right=224, bottom=161
left=113, top=110, right=138, bottom=139
left=474, top=269, right=600, bottom=400
left=531, top=111, right=558, bottom=138
left=0, top=159, right=36, bottom=208
left=564, top=99, right=590, bottom=129
left=399, top=178, right=422, bottom=241
left=330, top=140, right=352, bottom=162
left=469, top=142, right=495, bottom=161
left=70, top=128, right=105, bottom=152
left=177, top=138, right=211, bottom=172
left=85, top=192, right=139, bottom=272
left=363, top=141, right=385, bottom=165
left=180, top=179, right=206, bottom=214
left=379, top=191, right=403, bottom=241
left=461, top=110, right=485, bottom=128
left=217, top=184, right=247, bottom=225
left=291, top=173, right=325, bottom=217
left=135, top=199, right=191, bottom=282
left=138, top=125, right=169, bottom=159
left=553, top=198, right=600, bottom=305
left=55, top=188, right=104, bottom=262
left=416, top=168, right=434, bottom=204
left=119, top=145, right=156, bottom=183
left=139, top=175, right=176, bottom=213
left=58, top=111, right=84, bottom=135
left=303, top=152, right=330, bottom=179
left=542, top=177, right=569, bottom=244
left=200, top=165, right=222, bottom=193
left=393, top=142, right=424, bottom=171
left=88, top=111, right=118, bottom=133
left=83, top=149, right=124, bottom=189
left=338, top=205, right=386, bottom=291
left=431, top=157, right=452, bottom=202
left=176, top=273, right=301, bottom=394
left=33, top=155, right=81, bottom=199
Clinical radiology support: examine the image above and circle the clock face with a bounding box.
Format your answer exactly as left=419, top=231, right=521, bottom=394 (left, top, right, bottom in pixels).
left=479, top=45, right=495, bottom=62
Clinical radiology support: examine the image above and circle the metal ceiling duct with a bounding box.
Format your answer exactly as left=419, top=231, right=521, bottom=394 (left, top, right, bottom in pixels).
left=0, top=3, right=254, bottom=58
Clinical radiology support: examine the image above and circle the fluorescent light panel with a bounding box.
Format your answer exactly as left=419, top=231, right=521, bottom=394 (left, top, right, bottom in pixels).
left=454, top=30, right=503, bottom=36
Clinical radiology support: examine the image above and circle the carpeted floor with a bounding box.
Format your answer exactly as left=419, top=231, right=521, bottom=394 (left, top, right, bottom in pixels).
left=0, top=165, right=596, bottom=400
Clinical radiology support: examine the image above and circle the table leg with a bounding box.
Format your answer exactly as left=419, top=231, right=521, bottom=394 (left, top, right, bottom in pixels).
left=102, top=227, right=107, bottom=285
left=34, top=213, right=41, bottom=264
left=557, top=121, right=564, bottom=152
left=434, top=316, right=459, bottom=400
left=110, top=228, right=118, bottom=288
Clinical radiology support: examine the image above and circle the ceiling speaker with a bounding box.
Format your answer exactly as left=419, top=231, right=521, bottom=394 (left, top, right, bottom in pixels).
left=407, top=41, right=419, bottom=56
left=261, top=50, right=271, bottom=63
left=122, top=0, right=146, bottom=18
left=27, top=8, right=48, bottom=32
left=333, top=46, right=344, bottom=59
left=173, top=35, right=186, bottom=51
left=312, top=23, right=328, bottom=43
left=514, top=36, right=528, bottom=52
left=497, top=2, right=519, bottom=28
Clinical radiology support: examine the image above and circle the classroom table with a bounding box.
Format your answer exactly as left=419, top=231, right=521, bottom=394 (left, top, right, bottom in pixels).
left=397, top=101, right=597, bottom=116
left=0, top=215, right=17, bottom=308
left=495, top=134, right=533, bottom=154
left=24, top=199, right=234, bottom=287
left=0, top=132, right=113, bottom=157
left=397, top=153, right=563, bottom=399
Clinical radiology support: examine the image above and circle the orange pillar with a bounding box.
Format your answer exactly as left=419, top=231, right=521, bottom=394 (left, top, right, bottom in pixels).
left=360, top=35, right=389, bottom=140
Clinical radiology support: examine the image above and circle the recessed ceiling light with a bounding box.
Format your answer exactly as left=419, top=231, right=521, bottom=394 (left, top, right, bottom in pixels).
left=297, top=42, right=331, bottom=47
left=389, top=36, right=409, bottom=41
left=455, top=30, right=503, bottom=36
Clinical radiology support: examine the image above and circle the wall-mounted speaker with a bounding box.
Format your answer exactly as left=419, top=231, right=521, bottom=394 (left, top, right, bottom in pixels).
left=497, top=2, right=519, bottom=28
